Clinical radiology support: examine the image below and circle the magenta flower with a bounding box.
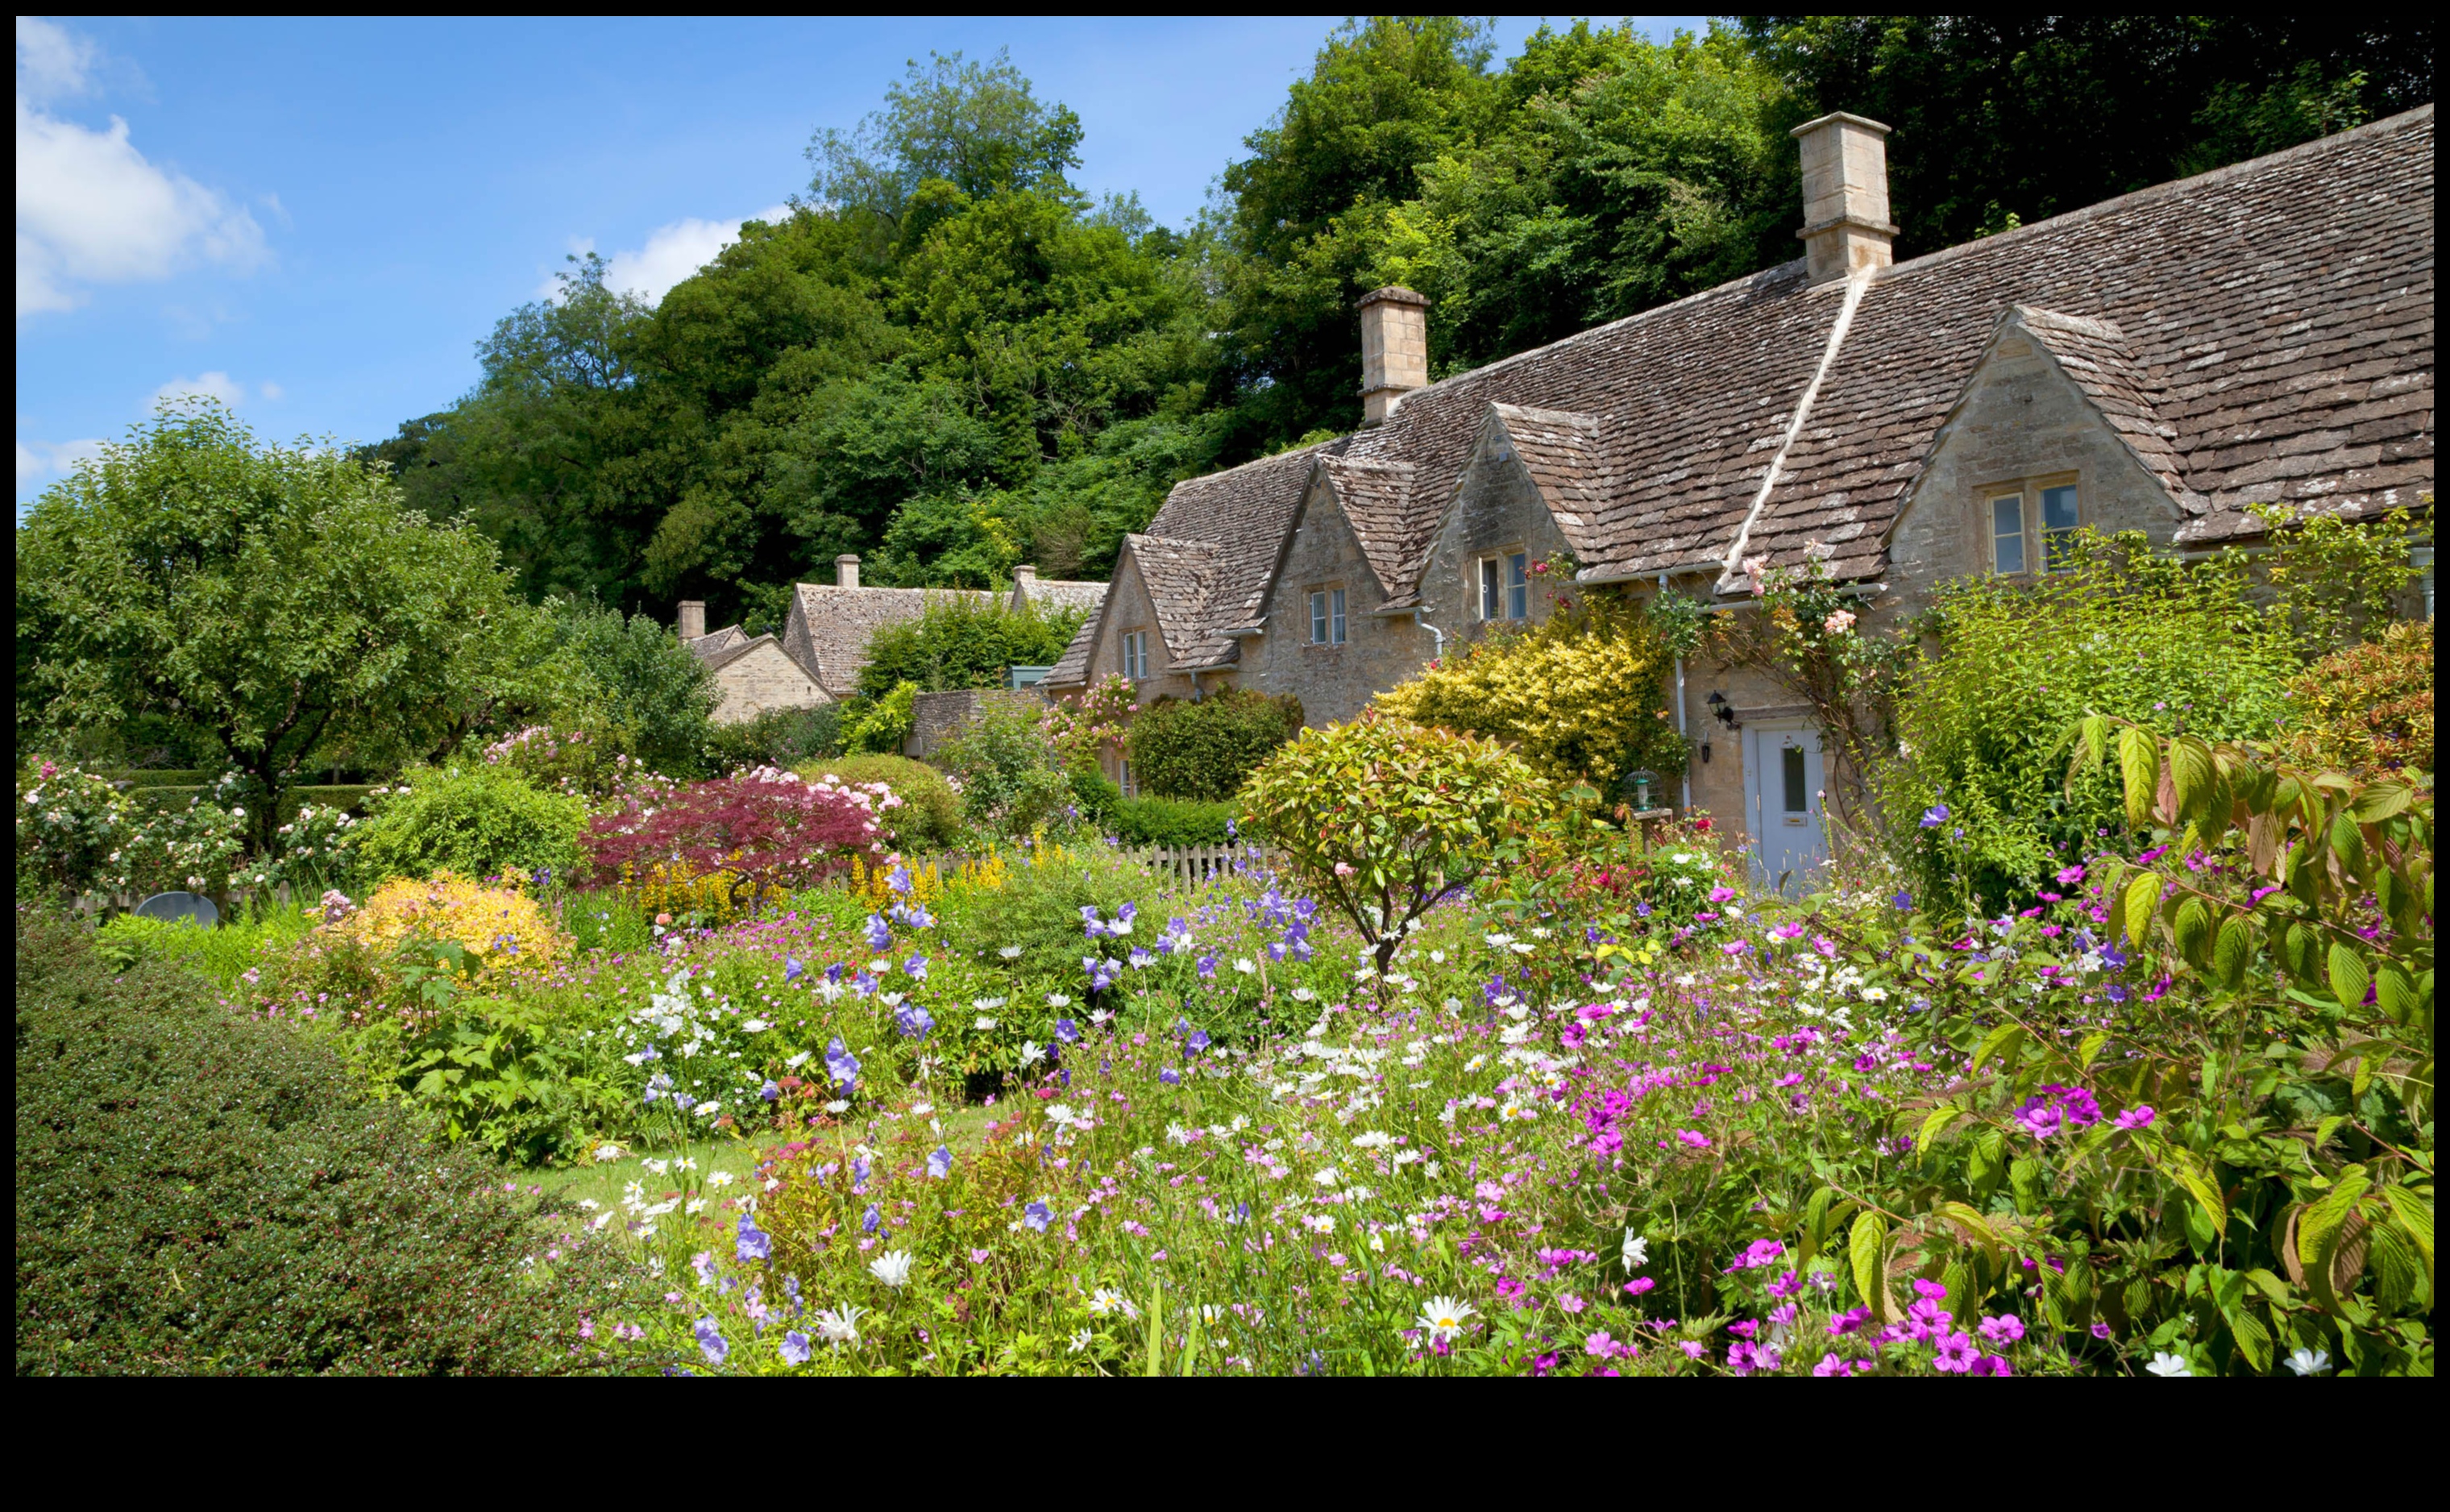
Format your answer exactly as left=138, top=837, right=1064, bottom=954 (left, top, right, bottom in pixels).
left=1584, top=1331, right=1617, bottom=1358
left=1933, top=1331, right=1979, bottom=1373
left=1676, top=1129, right=1712, bottom=1149
left=1709, top=886, right=1738, bottom=903
left=2113, top=1104, right=2157, bottom=1130
left=2015, top=1099, right=2064, bottom=1140
left=1978, top=1313, right=2026, bottom=1345
left=1813, top=1352, right=1848, bottom=1377
left=1721, top=940, right=1750, bottom=957
left=1968, top=1353, right=2014, bottom=1376
left=2054, top=865, right=2086, bottom=885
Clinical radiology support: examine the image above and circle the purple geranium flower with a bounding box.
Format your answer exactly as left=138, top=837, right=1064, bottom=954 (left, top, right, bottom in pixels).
left=1933, top=1331, right=1979, bottom=1373
left=2114, top=1103, right=2156, bottom=1130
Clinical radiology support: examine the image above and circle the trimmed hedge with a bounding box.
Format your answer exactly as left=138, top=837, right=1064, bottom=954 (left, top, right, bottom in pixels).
left=1112, top=795, right=1238, bottom=846
left=1124, top=687, right=1302, bottom=801
left=128, top=783, right=376, bottom=825
left=15, top=909, right=651, bottom=1374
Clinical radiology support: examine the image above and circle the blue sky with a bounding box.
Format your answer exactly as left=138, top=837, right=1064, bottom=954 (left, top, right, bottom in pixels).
left=16, top=15, right=1709, bottom=505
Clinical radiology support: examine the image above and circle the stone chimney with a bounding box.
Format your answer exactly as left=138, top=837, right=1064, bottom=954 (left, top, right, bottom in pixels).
left=1358, top=285, right=1431, bottom=425
left=1013, top=563, right=1038, bottom=596
left=1792, top=112, right=1896, bottom=284
left=677, top=600, right=706, bottom=641
left=835, top=554, right=862, bottom=589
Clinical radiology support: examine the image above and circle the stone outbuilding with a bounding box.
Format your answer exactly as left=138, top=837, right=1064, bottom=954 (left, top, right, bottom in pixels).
left=1043, top=106, right=2437, bottom=882
left=677, top=604, right=826, bottom=727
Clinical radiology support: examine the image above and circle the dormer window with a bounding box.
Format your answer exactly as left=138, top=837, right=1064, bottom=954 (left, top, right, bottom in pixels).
left=1308, top=587, right=1347, bottom=645
left=1478, top=550, right=1530, bottom=620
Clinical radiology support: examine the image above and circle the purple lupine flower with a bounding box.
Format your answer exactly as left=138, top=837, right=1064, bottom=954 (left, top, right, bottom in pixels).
left=779, top=1330, right=812, bottom=1365
left=694, top=1318, right=729, bottom=1365
left=824, top=1037, right=860, bottom=1095
left=737, top=1215, right=771, bottom=1262
left=1023, top=1201, right=1053, bottom=1232
left=927, top=1146, right=952, bottom=1179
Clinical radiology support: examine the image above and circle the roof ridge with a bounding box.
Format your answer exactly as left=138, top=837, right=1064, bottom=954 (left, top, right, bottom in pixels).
left=1875, top=104, right=2437, bottom=286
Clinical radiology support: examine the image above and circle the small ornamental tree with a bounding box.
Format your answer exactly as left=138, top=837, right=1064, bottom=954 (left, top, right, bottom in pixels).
left=1241, top=712, right=1552, bottom=975
left=584, top=769, right=899, bottom=912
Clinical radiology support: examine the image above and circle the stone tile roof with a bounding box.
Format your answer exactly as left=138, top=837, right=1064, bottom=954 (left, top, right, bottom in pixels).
left=1042, top=613, right=1098, bottom=687
left=1127, top=105, right=2431, bottom=625
left=784, top=584, right=986, bottom=697
left=1121, top=533, right=1230, bottom=668
left=1011, top=575, right=1108, bottom=617
left=1312, top=455, right=1419, bottom=599
left=685, top=625, right=747, bottom=664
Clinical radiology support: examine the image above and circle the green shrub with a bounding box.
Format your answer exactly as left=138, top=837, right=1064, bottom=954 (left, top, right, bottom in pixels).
left=1111, top=795, right=1238, bottom=846
left=1125, top=687, right=1302, bottom=801
left=1069, top=767, right=1122, bottom=831
left=1891, top=534, right=2298, bottom=909
left=15, top=909, right=650, bottom=1374
left=546, top=596, right=719, bottom=779
left=843, top=682, right=918, bottom=756
left=936, top=702, right=1073, bottom=836
left=95, top=903, right=318, bottom=988
left=795, top=754, right=962, bottom=850
left=349, top=765, right=588, bottom=887
left=856, top=596, right=1087, bottom=699
left=935, top=844, right=1166, bottom=991
left=706, top=704, right=843, bottom=774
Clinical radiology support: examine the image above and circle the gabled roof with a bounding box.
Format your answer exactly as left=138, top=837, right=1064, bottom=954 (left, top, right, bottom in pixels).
left=694, top=630, right=787, bottom=676
left=1042, top=613, right=1098, bottom=688
left=1125, top=105, right=2431, bottom=625
left=785, top=583, right=986, bottom=697
left=684, top=625, right=747, bottom=664
left=1312, top=454, right=1418, bottom=600
left=1121, top=534, right=1229, bottom=668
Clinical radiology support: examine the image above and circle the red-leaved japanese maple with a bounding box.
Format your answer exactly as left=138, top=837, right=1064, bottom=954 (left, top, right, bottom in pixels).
left=584, top=767, right=901, bottom=911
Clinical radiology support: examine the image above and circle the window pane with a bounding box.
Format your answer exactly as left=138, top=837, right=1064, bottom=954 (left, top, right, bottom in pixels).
left=1480, top=559, right=1498, bottom=619
left=1310, top=592, right=1325, bottom=642
left=1331, top=588, right=1347, bottom=643
left=2041, top=485, right=2078, bottom=573
left=1507, top=552, right=1528, bottom=619
left=1782, top=744, right=1808, bottom=812
left=1991, top=496, right=2024, bottom=574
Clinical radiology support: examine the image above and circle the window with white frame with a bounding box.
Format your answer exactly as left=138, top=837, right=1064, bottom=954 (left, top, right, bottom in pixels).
left=1983, top=478, right=2080, bottom=575
left=1119, top=758, right=1138, bottom=797
left=1478, top=551, right=1530, bottom=621
left=1120, top=629, right=1148, bottom=679
left=1308, top=588, right=1347, bottom=645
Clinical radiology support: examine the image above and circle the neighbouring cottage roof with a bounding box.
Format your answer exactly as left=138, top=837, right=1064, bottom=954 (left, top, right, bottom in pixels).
left=1092, top=105, right=2431, bottom=659
left=783, top=584, right=987, bottom=697
left=684, top=625, right=747, bottom=663
left=1044, top=613, right=1098, bottom=687
left=1011, top=575, right=1109, bottom=617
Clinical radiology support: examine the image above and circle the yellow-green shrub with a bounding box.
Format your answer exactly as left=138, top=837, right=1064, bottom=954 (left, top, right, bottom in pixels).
left=1376, top=594, right=1684, bottom=791
left=2281, top=617, right=2432, bottom=775
left=341, top=870, right=569, bottom=974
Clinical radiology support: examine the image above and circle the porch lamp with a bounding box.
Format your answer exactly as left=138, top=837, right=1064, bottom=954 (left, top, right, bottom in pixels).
left=1706, top=691, right=1741, bottom=730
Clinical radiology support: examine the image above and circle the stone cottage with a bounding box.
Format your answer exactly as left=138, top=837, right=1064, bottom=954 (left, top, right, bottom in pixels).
left=1043, top=106, right=2436, bottom=877
left=678, top=602, right=826, bottom=727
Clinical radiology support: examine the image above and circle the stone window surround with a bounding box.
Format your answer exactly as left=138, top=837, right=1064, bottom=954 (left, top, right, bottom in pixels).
left=1305, top=584, right=1348, bottom=646
left=1476, top=547, right=1530, bottom=621
left=1981, top=471, right=2082, bottom=577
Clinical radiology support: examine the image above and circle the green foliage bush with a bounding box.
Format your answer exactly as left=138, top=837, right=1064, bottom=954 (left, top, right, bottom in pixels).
left=1111, top=795, right=1238, bottom=846
left=1068, top=768, right=1122, bottom=831
left=842, top=683, right=918, bottom=756
left=95, top=906, right=318, bottom=987
left=796, top=754, right=962, bottom=850
left=546, top=596, right=719, bottom=778
left=349, top=765, right=588, bottom=887
left=1124, top=687, right=1302, bottom=801
left=856, top=596, right=1089, bottom=699
left=15, top=909, right=644, bottom=1374
left=706, top=704, right=844, bottom=774
left=936, top=702, right=1073, bottom=836
left=1890, top=534, right=2299, bottom=908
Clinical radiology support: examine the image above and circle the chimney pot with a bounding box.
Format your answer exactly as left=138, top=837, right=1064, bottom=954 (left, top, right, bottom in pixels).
left=678, top=600, right=706, bottom=641
left=1357, top=285, right=1431, bottom=426
left=835, top=554, right=862, bottom=590
left=1791, top=112, right=1897, bottom=283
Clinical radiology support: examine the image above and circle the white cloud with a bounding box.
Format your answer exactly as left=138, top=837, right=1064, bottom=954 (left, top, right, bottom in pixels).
left=563, top=204, right=793, bottom=306
left=260, top=380, right=284, bottom=401
left=18, top=434, right=103, bottom=488
left=153, top=371, right=247, bottom=410
left=17, top=20, right=268, bottom=319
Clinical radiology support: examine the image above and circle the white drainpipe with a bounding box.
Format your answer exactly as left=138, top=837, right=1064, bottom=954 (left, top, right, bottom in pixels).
left=1662, top=575, right=1692, bottom=812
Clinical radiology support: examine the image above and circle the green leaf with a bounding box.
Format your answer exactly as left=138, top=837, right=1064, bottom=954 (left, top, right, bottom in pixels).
left=2328, top=809, right=2368, bottom=881
left=1143, top=1277, right=1164, bottom=1377
left=2174, top=897, right=2213, bottom=969
left=2123, top=872, right=2165, bottom=949
left=2379, top=1186, right=2434, bottom=1287
left=1916, top=1104, right=1962, bottom=1155
left=2151, top=1140, right=2228, bottom=1238
left=1849, top=1213, right=1890, bottom=1320
left=2347, top=781, right=2411, bottom=822
left=2213, top=916, right=2253, bottom=990
left=2374, top=962, right=2416, bottom=1024
left=2326, top=941, right=2372, bottom=1011
left=2298, top=1166, right=2371, bottom=1312
left=1970, top=1021, right=2026, bottom=1072
left=2118, top=726, right=2159, bottom=829
left=2170, top=735, right=2216, bottom=826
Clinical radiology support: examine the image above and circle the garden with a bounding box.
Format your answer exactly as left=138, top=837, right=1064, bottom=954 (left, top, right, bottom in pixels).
left=16, top=410, right=2435, bottom=1377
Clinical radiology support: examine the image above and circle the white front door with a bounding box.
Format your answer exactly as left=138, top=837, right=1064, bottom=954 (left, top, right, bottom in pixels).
left=1744, top=721, right=1828, bottom=894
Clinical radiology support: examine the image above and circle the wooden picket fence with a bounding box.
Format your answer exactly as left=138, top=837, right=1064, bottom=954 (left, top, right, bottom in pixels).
left=1123, top=841, right=1271, bottom=891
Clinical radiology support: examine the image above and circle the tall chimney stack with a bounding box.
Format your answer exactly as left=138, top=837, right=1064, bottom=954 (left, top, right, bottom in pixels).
left=1013, top=564, right=1038, bottom=591
left=1792, top=112, right=1896, bottom=284
left=836, top=554, right=862, bottom=589
left=677, top=600, right=706, bottom=641
left=1357, top=285, right=1431, bottom=426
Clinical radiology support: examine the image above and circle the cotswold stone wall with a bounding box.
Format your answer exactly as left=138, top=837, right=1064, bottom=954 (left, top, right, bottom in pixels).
left=709, top=642, right=828, bottom=726
left=904, top=688, right=1046, bottom=762
left=1244, top=473, right=1426, bottom=727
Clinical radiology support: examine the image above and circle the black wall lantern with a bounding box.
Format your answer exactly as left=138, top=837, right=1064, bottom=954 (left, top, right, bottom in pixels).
left=1706, top=691, right=1741, bottom=731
